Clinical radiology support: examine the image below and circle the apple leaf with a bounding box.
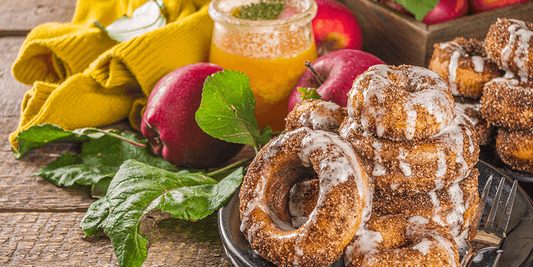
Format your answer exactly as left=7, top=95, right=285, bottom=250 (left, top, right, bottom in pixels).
left=389, top=0, right=439, bottom=21
left=32, top=129, right=178, bottom=189
left=195, top=70, right=272, bottom=149
left=298, top=87, right=322, bottom=101
left=94, top=0, right=167, bottom=43
left=80, top=160, right=243, bottom=267
left=81, top=197, right=110, bottom=237
left=12, top=124, right=103, bottom=158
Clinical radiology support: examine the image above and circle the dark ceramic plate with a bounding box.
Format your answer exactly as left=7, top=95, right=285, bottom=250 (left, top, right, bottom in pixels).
left=480, top=145, right=533, bottom=183
left=217, top=160, right=533, bottom=267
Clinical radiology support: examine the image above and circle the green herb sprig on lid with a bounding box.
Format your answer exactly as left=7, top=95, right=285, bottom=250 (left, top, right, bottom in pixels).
left=233, top=0, right=285, bottom=20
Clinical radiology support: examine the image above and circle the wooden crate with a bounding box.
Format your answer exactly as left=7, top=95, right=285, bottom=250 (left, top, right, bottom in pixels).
left=338, top=0, right=533, bottom=67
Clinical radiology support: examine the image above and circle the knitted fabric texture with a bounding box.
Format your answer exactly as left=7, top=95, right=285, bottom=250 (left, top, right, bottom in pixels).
left=10, top=0, right=213, bottom=150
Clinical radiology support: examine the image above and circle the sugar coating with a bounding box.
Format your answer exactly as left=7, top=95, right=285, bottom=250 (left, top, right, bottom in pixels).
left=347, top=65, right=455, bottom=141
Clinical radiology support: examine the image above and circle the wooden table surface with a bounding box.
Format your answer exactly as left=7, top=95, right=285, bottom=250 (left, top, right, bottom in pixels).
left=2, top=1, right=533, bottom=266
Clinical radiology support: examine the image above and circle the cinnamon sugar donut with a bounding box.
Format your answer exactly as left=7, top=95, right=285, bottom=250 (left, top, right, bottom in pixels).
left=480, top=78, right=533, bottom=130
left=484, top=18, right=533, bottom=82
left=288, top=169, right=479, bottom=253
left=429, top=37, right=501, bottom=99
left=347, top=65, right=455, bottom=141
left=239, top=127, right=372, bottom=267
left=284, top=99, right=346, bottom=133
left=345, top=215, right=460, bottom=267
left=496, top=128, right=533, bottom=174
left=372, top=168, right=479, bottom=252
left=455, top=99, right=494, bottom=146
left=340, top=112, right=479, bottom=195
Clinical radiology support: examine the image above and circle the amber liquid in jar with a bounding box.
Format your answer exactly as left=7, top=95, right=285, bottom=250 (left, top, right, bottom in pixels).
left=208, top=0, right=318, bottom=131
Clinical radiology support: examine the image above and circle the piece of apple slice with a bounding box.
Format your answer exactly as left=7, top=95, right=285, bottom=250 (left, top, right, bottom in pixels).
left=94, top=0, right=167, bottom=43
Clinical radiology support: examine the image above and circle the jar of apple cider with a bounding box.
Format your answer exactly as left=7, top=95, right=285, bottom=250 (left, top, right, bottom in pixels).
left=208, top=0, right=318, bottom=132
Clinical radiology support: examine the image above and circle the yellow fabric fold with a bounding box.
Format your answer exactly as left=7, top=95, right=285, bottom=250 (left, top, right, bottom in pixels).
left=10, top=0, right=214, bottom=150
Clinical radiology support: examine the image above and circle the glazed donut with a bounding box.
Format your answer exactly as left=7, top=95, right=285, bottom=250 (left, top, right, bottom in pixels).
left=372, top=168, right=480, bottom=252
left=428, top=37, right=501, bottom=99
left=455, top=99, right=493, bottom=146
left=339, top=111, right=479, bottom=195
left=284, top=99, right=346, bottom=134
left=345, top=215, right=460, bottom=267
left=484, top=18, right=533, bottom=82
left=480, top=77, right=533, bottom=130
left=496, top=128, right=533, bottom=174
left=239, top=127, right=372, bottom=267
left=347, top=64, right=455, bottom=141
left=288, top=169, right=479, bottom=253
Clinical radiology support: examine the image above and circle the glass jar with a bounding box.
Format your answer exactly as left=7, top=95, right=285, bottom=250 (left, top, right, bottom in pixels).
left=208, top=0, right=317, bottom=132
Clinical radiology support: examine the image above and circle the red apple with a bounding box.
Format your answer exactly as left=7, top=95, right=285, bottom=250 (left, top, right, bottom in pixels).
left=378, top=0, right=415, bottom=17
left=469, top=0, right=530, bottom=13
left=287, top=49, right=384, bottom=112
left=379, top=0, right=468, bottom=25
left=312, top=0, right=363, bottom=56
left=141, top=63, right=244, bottom=169
left=422, top=0, right=468, bottom=25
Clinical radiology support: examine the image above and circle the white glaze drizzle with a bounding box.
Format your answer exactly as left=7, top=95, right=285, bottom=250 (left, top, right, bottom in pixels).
left=440, top=41, right=485, bottom=95
left=407, top=216, right=458, bottom=267
left=296, top=101, right=343, bottom=132
left=472, top=56, right=485, bottom=73
left=501, top=19, right=533, bottom=82
left=347, top=65, right=454, bottom=140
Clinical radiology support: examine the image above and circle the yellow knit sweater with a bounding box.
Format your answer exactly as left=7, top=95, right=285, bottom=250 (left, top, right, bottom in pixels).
left=10, top=0, right=214, bottom=150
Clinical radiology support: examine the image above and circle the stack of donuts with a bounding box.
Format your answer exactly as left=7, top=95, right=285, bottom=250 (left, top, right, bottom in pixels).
left=239, top=64, right=480, bottom=266
left=429, top=18, right=533, bottom=174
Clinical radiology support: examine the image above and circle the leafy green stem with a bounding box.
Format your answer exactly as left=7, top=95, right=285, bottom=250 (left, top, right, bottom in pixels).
left=207, top=158, right=251, bottom=177
left=99, top=130, right=147, bottom=148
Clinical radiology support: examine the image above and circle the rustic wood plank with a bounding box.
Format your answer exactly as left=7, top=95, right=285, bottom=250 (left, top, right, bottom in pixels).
left=0, top=212, right=229, bottom=266
left=0, top=0, right=77, bottom=36
left=0, top=37, right=30, bottom=119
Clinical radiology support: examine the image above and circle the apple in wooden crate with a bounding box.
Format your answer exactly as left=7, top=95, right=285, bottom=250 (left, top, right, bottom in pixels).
left=469, top=0, right=531, bottom=12
left=312, top=0, right=363, bottom=56
left=379, top=0, right=468, bottom=25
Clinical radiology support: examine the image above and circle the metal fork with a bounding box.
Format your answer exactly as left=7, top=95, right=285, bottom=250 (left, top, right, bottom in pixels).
left=461, top=175, right=518, bottom=267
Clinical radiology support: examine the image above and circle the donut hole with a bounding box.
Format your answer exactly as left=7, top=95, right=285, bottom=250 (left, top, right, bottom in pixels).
left=265, top=153, right=319, bottom=228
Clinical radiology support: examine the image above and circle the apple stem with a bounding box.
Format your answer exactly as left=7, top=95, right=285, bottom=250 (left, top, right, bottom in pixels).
left=98, top=130, right=147, bottom=148
left=304, top=60, right=325, bottom=85
left=207, top=158, right=251, bottom=177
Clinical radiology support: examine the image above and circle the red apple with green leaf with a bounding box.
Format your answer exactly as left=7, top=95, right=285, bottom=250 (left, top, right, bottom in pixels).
left=141, top=63, right=244, bottom=169
left=379, top=0, right=468, bottom=25
left=312, top=0, right=363, bottom=56
left=469, top=0, right=530, bottom=13
left=287, top=49, right=384, bottom=112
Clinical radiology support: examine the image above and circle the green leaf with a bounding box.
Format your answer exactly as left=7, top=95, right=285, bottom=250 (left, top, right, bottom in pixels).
left=95, top=0, right=167, bottom=43
left=389, top=0, right=439, bottom=21
left=99, top=160, right=243, bottom=267
left=297, top=87, right=322, bottom=101
left=34, top=130, right=178, bottom=187
left=13, top=124, right=102, bottom=158
left=195, top=70, right=271, bottom=149
left=81, top=197, right=110, bottom=237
